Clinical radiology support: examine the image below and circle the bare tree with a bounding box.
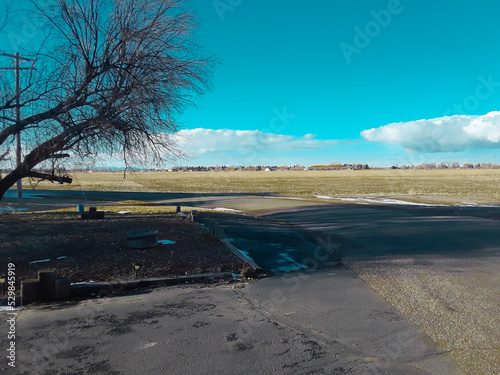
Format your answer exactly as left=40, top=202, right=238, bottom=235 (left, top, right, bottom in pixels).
left=0, top=150, right=9, bottom=163
left=0, top=1, right=13, bottom=32
left=0, top=0, right=214, bottom=199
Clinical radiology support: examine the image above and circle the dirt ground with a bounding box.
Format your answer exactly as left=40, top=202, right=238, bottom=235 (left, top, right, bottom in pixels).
left=0, top=211, right=246, bottom=289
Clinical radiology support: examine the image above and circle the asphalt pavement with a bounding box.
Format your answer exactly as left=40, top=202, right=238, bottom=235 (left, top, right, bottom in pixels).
left=263, top=203, right=500, bottom=261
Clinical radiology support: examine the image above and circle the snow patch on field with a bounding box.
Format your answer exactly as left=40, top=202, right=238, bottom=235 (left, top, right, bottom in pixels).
left=212, top=207, right=242, bottom=213
left=313, top=195, right=446, bottom=206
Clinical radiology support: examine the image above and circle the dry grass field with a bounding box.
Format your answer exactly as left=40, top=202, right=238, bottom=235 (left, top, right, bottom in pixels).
left=12, top=168, right=500, bottom=374
left=27, top=169, right=500, bottom=205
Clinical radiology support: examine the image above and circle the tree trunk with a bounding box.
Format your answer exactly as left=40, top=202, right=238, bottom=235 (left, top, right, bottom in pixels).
left=0, top=170, right=22, bottom=201
left=0, top=169, right=72, bottom=201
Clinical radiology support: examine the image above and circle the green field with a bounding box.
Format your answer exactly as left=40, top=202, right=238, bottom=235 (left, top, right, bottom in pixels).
left=25, top=169, right=500, bottom=206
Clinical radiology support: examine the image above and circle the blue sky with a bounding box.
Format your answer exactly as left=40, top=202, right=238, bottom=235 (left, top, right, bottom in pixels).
left=178, top=0, right=500, bottom=167
left=3, top=0, right=500, bottom=167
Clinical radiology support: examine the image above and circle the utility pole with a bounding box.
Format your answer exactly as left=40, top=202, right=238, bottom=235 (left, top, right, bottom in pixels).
left=0, top=52, right=35, bottom=204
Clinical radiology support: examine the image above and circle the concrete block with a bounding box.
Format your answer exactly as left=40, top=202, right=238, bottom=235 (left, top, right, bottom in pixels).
left=38, top=269, right=57, bottom=301
left=21, top=279, right=40, bottom=304
left=55, top=277, right=72, bottom=299
left=186, top=211, right=196, bottom=222
left=190, top=210, right=198, bottom=222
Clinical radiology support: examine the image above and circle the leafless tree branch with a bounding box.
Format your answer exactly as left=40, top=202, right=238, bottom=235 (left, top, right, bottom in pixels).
left=0, top=1, right=13, bottom=32
left=0, top=0, right=215, bottom=198
left=26, top=171, right=72, bottom=184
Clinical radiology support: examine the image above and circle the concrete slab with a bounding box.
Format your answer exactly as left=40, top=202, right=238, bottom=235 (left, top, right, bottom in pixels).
left=242, top=269, right=460, bottom=374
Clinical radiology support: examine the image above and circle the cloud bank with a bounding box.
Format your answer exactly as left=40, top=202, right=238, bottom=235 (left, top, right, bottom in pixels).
left=174, top=128, right=345, bottom=155
left=361, top=111, right=500, bottom=153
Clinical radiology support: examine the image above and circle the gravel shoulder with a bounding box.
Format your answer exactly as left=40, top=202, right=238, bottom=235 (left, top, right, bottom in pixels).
left=348, top=256, right=500, bottom=375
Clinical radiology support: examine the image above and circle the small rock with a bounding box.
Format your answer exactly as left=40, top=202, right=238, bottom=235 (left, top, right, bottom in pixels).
left=241, top=266, right=258, bottom=280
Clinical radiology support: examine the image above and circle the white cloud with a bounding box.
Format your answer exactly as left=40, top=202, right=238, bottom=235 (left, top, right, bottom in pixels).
left=174, top=128, right=343, bottom=155
left=361, top=111, right=500, bottom=153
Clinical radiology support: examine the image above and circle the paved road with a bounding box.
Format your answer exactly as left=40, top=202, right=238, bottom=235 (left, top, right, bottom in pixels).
left=199, top=202, right=500, bottom=275
left=262, top=203, right=500, bottom=262
left=1, top=189, right=254, bottom=209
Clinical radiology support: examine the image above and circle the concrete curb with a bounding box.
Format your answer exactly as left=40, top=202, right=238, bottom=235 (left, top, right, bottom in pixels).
left=70, top=273, right=235, bottom=298
left=221, top=238, right=262, bottom=271
left=0, top=296, right=21, bottom=309
left=198, top=218, right=263, bottom=271
left=10, top=272, right=236, bottom=306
